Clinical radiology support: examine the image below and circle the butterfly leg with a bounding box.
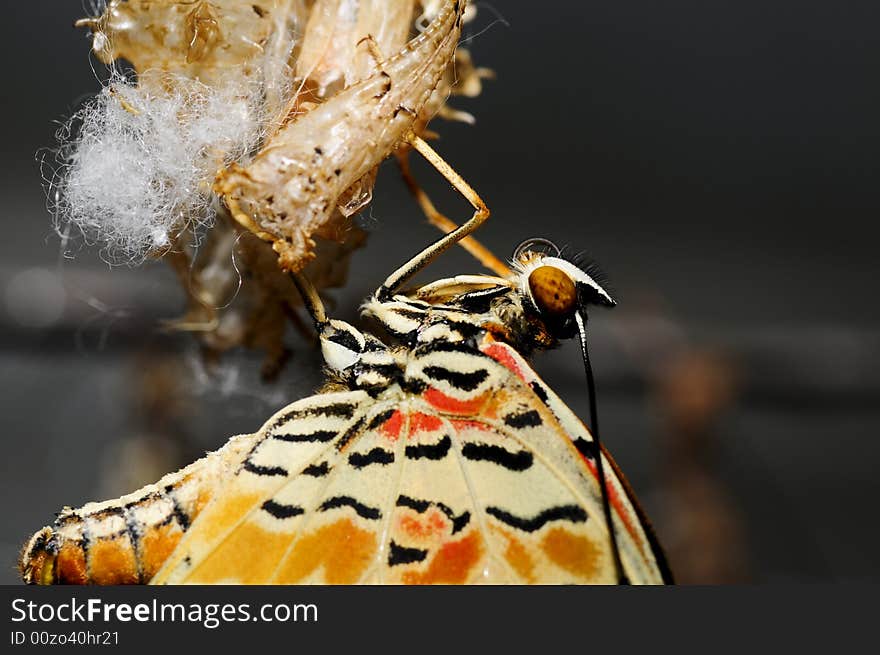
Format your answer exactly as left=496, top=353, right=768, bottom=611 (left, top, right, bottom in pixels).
left=395, top=149, right=511, bottom=278
left=360, top=32, right=504, bottom=275
left=360, top=33, right=503, bottom=275
left=378, top=133, right=493, bottom=300
left=369, top=26, right=505, bottom=278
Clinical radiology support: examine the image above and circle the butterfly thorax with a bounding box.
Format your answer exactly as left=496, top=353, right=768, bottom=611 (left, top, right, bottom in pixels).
left=318, top=278, right=557, bottom=393
left=365, top=275, right=556, bottom=349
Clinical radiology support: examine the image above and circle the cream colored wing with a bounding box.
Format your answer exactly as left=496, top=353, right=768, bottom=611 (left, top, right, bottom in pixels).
left=154, top=340, right=670, bottom=584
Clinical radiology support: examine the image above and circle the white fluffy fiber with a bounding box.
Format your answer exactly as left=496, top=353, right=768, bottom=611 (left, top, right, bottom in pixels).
left=53, top=71, right=266, bottom=263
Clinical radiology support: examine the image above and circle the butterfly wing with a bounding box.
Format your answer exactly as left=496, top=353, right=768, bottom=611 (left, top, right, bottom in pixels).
left=154, top=338, right=670, bottom=584
left=152, top=389, right=391, bottom=584
left=379, top=335, right=669, bottom=583
left=471, top=336, right=672, bottom=583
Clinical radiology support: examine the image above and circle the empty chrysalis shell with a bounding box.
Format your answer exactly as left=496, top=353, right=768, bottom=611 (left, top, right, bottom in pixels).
left=215, top=0, right=466, bottom=272
left=59, top=0, right=492, bottom=373
left=77, top=1, right=287, bottom=87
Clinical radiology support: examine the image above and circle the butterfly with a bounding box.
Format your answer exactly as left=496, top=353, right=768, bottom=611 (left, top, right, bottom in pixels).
left=20, top=138, right=672, bottom=585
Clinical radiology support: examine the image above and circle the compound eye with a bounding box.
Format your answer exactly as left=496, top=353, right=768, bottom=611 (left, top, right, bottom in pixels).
left=528, top=266, right=577, bottom=317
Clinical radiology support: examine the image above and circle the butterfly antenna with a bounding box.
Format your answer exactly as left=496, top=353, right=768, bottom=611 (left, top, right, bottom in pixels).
left=576, top=310, right=628, bottom=584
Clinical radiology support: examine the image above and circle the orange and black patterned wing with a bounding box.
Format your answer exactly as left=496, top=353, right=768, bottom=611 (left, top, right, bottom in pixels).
left=154, top=337, right=670, bottom=584
left=472, top=336, right=671, bottom=583
left=153, top=389, right=403, bottom=584
left=367, top=336, right=670, bottom=584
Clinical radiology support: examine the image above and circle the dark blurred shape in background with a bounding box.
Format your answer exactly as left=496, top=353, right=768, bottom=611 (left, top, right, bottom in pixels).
left=1, top=1, right=878, bottom=583
left=653, top=347, right=751, bottom=583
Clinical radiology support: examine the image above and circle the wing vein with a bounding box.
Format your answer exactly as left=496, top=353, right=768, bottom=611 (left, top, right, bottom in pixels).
left=439, top=414, right=517, bottom=583
left=360, top=404, right=411, bottom=584
left=266, top=403, right=393, bottom=583
left=161, top=393, right=368, bottom=583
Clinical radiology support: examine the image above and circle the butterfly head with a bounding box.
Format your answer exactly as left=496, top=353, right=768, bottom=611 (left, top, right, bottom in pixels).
left=512, top=238, right=615, bottom=339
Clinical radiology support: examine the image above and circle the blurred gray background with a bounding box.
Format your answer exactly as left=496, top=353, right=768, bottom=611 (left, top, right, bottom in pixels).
left=2, top=1, right=879, bottom=583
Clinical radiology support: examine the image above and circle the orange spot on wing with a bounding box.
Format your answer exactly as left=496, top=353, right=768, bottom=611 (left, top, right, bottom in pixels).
left=274, top=518, right=377, bottom=584
left=409, top=411, right=443, bottom=434
left=481, top=389, right=515, bottom=420
left=541, top=527, right=601, bottom=581
left=195, top=493, right=264, bottom=543
left=88, top=535, right=139, bottom=585
left=402, top=531, right=483, bottom=585
left=187, top=520, right=295, bottom=584
left=380, top=410, right=405, bottom=440
left=494, top=527, right=536, bottom=583
left=182, top=492, right=290, bottom=583
left=423, top=388, right=489, bottom=415
left=399, top=508, right=448, bottom=541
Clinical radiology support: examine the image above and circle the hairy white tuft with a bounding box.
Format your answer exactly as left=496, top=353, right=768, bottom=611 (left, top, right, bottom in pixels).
left=51, top=71, right=267, bottom=264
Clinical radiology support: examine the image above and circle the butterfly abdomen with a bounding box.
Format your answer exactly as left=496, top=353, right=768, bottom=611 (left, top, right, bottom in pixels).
left=20, top=492, right=187, bottom=585
left=20, top=433, right=258, bottom=584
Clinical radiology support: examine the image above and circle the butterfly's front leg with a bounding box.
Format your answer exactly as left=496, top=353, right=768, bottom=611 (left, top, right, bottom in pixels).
left=395, top=148, right=510, bottom=278
left=378, top=134, right=492, bottom=301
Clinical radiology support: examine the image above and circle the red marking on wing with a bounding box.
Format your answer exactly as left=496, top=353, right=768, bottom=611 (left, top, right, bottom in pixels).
left=423, top=388, right=488, bottom=415
left=402, top=532, right=482, bottom=585
left=450, top=419, right=491, bottom=432
left=409, top=412, right=443, bottom=434
left=482, top=337, right=652, bottom=569
left=580, top=455, right=641, bottom=547
left=481, top=341, right=529, bottom=384
left=399, top=508, right=448, bottom=540
left=380, top=410, right=405, bottom=440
